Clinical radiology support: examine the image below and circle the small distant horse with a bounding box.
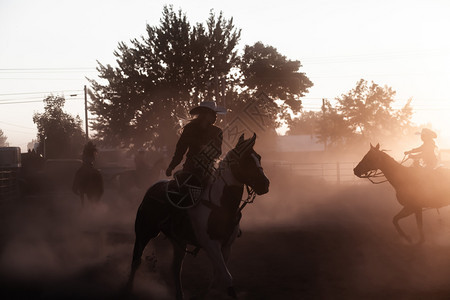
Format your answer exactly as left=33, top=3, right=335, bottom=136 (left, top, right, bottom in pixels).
left=72, top=163, right=104, bottom=205
left=354, top=143, right=450, bottom=243
left=127, top=133, right=270, bottom=299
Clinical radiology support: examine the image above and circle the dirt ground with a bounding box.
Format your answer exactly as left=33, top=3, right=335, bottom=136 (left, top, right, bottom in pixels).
left=2, top=173, right=450, bottom=300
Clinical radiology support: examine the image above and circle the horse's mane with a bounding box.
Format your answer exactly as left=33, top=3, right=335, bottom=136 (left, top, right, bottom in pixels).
left=377, top=148, right=403, bottom=166
left=215, top=150, right=235, bottom=175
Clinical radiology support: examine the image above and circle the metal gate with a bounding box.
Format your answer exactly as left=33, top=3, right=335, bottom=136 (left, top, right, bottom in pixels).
left=0, top=168, right=20, bottom=200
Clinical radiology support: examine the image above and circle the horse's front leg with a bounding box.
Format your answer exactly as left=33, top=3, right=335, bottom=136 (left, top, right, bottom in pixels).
left=415, top=209, right=425, bottom=244
left=393, top=207, right=415, bottom=243
left=221, top=225, right=240, bottom=263
left=189, top=206, right=236, bottom=298
left=221, top=229, right=239, bottom=299
left=204, top=241, right=237, bottom=299
left=170, top=238, right=187, bottom=300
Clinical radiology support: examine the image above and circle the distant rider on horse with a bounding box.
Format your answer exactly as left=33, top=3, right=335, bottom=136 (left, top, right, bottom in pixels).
left=165, top=101, right=227, bottom=184
left=404, top=128, right=438, bottom=169
left=72, top=141, right=104, bottom=204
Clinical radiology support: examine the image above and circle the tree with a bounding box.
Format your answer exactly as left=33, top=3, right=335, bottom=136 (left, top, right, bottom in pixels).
left=336, top=79, right=413, bottom=142
left=33, top=95, right=85, bottom=158
left=222, top=42, right=313, bottom=135
left=286, top=110, right=321, bottom=136
left=239, top=42, right=313, bottom=113
left=88, top=6, right=313, bottom=150
left=315, top=100, right=353, bottom=149
left=27, top=139, right=38, bottom=151
left=0, top=129, right=8, bottom=147
left=287, top=80, right=414, bottom=150
left=89, top=6, right=241, bottom=150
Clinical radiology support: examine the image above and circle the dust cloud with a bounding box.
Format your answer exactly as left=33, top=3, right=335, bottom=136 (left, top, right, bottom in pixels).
left=2, top=145, right=450, bottom=299
left=236, top=151, right=450, bottom=299
left=0, top=188, right=172, bottom=299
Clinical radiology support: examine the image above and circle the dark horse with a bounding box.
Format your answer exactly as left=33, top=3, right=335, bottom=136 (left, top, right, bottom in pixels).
left=127, top=133, right=270, bottom=299
left=72, top=141, right=104, bottom=205
left=354, top=143, right=450, bottom=244
left=72, top=164, right=103, bottom=204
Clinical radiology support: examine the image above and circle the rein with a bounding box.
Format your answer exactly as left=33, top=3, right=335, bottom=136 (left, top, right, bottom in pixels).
left=239, top=185, right=257, bottom=213
left=203, top=157, right=258, bottom=211
left=361, top=170, right=389, bottom=184
left=362, top=154, right=410, bottom=185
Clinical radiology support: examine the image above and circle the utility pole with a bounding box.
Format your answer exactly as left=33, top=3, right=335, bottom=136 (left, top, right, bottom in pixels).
left=84, top=85, right=89, bottom=140
left=322, top=98, right=327, bottom=151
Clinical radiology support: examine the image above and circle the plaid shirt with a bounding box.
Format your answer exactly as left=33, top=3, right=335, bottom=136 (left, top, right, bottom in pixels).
left=168, top=119, right=223, bottom=172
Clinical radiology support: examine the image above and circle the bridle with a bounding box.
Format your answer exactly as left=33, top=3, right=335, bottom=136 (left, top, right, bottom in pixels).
left=361, top=154, right=410, bottom=185
left=211, top=152, right=259, bottom=212
left=360, top=170, right=388, bottom=184
left=239, top=185, right=256, bottom=213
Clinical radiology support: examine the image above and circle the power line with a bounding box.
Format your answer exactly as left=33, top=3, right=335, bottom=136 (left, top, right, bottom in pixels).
left=0, top=70, right=96, bottom=74
left=0, top=128, right=35, bottom=135
left=0, top=121, right=34, bottom=129
left=0, top=90, right=83, bottom=96
left=0, top=78, right=89, bottom=80
left=0, top=97, right=84, bottom=105
left=301, top=49, right=450, bottom=64
left=0, top=95, right=80, bottom=102
left=0, top=67, right=95, bottom=71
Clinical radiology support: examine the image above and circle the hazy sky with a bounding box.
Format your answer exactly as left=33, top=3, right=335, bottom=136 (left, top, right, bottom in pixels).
left=1, top=0, right=450, bottom=151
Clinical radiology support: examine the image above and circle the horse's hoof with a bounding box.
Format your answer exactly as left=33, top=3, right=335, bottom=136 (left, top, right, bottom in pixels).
left=416, top=237, right=425, bottom=245
left=227, top=286, right=237, bottom=299
left=176, top=291, right=185, bottom=300
left=402, top=235, right=412, bottom=244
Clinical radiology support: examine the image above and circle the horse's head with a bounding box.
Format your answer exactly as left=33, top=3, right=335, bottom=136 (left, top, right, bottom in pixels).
left=228, top=133, right=270, bottom=195
left=353, top=143, right=383, bottom=178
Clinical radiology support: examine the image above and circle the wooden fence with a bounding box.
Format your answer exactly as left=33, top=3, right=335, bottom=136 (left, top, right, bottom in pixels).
left=271, top=161, right=359, bottom=184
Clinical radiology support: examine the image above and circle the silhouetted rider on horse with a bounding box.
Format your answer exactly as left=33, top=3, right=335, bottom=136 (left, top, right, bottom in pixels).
left=404, top=128, right=438, bottom=169
left=72, top=141, right=104, bottom=205
left=166, top=101, right=227, bottom=186
left=161, top=101, right=227, bottom=253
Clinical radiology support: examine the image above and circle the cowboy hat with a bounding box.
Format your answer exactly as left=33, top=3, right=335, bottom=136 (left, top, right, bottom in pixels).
left=189, top=101, right=227, bottom=115
left=416, top=128, right=437, bottom=139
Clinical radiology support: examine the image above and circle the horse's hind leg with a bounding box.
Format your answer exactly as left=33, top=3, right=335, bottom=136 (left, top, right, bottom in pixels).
left=393, top=207, right=414, bottom=243
left=125, top=224, right=159, bottom=293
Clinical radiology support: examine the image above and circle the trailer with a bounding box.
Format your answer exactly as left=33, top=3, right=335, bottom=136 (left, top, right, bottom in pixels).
left=0, top=147, right=21, bottom=200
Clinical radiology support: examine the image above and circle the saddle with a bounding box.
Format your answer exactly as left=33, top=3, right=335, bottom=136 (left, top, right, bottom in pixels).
left=166, top=171, right=203, bottom=209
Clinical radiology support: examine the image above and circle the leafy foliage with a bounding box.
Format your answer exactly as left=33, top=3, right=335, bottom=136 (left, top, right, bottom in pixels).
left=0, top=129, right=8, bottom=147
left=33, top=95, right=85, bottom=158
left=288, top=79, right=414, bottom=149
left=240, top=42, right=312, bottom=112
left=89, top=7, right=240, bottom=150
left=337, top=79, right=413, bottom=142
left=88, top=6, right=312, bottom=150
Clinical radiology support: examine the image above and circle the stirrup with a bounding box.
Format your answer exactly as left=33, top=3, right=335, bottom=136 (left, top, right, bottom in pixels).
left=165, top=171, right=202, bottom=209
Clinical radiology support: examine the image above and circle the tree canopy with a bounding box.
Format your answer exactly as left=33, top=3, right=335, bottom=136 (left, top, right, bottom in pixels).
left=33, top=95, right=86, bottom=158
left=288, top=79, right=414, bottom=149
left=88, top=5, right=312, bottom=150
left=240, top=42, right=312, bottom=112
left=0, top=129, right=8, bottom=147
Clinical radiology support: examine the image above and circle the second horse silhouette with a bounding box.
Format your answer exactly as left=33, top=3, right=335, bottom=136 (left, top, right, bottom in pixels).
left=354, top=143, right=450, bottom=244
